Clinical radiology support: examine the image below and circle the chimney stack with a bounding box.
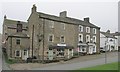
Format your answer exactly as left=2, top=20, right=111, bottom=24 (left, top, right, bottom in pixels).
left=4, top=15, right=7, bottom=19
left=32, top=4, right=37, bottom=13
left=59, top=11, right=67, bottom=18
left=84, top=17, right=90, bottom=23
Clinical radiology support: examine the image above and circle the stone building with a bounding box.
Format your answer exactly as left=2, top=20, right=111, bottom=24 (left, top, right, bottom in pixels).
left=2, top=16, right=28, bottom=49
left=2, top=4, right=100, bottom=61
left=2, top=17, right=30, bottom=60
left=27, top=5, right=100, bottom=60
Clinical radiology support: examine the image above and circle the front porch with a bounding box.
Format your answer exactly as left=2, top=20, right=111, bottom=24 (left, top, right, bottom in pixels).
left=47, top=44, right=74, bottom=60
left=77, top=43, right=97, bottom=55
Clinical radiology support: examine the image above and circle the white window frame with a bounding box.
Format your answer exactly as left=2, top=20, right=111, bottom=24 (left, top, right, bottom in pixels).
left=86, top=27, right=90, bottom=33
left=61, top=23, right=65, bottom=30
left=48, top=34, right=54, bottom=42
left=60, top=35, right=65, bottom=43
left=93, top=28, right=96, bottom=34
left=79, top=25, right=83, bottom=32
left=15, top=50, right=21, bottom=57
left=86, top=35, right=90, bottom=42
left=78, top=34, right=83, bottom=42
left=49, top=21, right=54, bottom=28
left=93, top=45, right=96, bottom=52
left=93, top=36, right=96, bottom=42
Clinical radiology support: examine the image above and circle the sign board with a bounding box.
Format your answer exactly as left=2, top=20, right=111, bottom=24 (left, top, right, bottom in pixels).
left=57, top=44, right=66, bottom=46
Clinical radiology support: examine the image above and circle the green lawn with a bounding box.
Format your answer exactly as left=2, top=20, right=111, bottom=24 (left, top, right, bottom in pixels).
left=4, top=53, right=17, bottom=64
left=71, top=62, right=119, bottom=72
left=80, top=62, right=118, bottom=70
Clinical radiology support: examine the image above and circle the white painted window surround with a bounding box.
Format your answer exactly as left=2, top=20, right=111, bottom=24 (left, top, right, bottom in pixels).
left=79, top=25, right=83, bottom=32
left=93, top=28, right=96, bottom=34
left=78, top=34, right=83, bottom=42
left=93, top=45, right=96, bottom=52
left=93, top=36, right=96, bottom=42
left=86, top=27, right=90, bottom=33
left=86, top=35, right=90, bottom=42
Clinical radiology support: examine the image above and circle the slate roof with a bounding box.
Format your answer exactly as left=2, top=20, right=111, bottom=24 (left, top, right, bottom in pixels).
left=100, top=31, right=117, bottom=39
left=8, top=32, right=29, bottom=38
left=3, top=19, right=28, bottom=29
left=38, top=12, right=100, bottom=29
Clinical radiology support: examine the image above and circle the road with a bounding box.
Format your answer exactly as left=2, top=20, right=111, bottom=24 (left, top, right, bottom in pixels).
left=31, top=53, right=118, bottom=70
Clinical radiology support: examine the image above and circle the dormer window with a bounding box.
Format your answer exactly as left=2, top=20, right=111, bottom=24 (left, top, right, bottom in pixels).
left=86, top=27, right=90, bottom=33
left=79, top=25, right=83, bottom=32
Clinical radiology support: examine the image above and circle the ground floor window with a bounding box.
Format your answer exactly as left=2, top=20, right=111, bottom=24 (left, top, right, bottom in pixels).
left=93, top=45, right=96, bottom=52
left=69, top=49, right=72, bottom=51
left=16, top=50, right=20, bottom=57
left=82, top=48, right=85, bottom=51
left=24, top=50, right=27, bottom=55
left=59, top=52, right=64, bottom=56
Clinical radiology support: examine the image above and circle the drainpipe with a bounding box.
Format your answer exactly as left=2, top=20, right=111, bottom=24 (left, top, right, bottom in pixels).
left=42, top=19, right=45, bottom=63
left=32, top=25, right=34, bottom=59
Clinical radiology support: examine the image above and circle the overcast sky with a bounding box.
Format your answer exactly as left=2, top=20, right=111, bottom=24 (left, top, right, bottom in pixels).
left=0, top=0, right=119, bottom=34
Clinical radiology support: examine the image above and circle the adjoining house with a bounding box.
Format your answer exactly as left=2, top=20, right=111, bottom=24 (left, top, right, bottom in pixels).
left=2, top=16, right=28, bottom=49
left=28, top=5, right=100, bottom=60
left=2, top=4, right=100, bottom=61
left=100, top=30, right=118, bottom=52
left=5, top=21, right=29, bottom=60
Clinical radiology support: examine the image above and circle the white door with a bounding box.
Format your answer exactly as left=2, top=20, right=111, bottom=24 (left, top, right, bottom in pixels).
left=22, top=50, right=28, bottom=60
left=89, top=46, right=93, bottom=54
left=48, top=50, right=53, bottom=60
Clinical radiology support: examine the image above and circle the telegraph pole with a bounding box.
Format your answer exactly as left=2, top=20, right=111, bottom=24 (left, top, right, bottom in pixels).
left=105, top=37, right=108, bottom=64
